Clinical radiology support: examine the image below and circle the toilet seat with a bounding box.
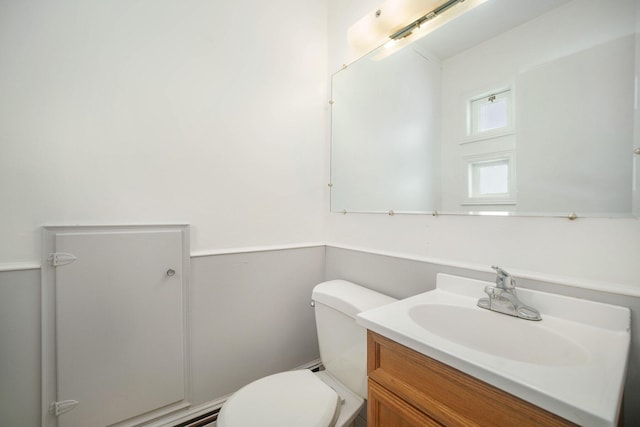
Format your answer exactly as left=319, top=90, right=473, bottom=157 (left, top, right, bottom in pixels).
left=216, top=370, right=341, bottom=427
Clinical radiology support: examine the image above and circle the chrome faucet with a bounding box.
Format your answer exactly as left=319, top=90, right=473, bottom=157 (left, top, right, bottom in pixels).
left=477, top=266, right=542, bottom=321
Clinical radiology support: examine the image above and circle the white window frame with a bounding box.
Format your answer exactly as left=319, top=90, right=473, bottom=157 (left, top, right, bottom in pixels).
left=462, top=151, right=516, bottom=206
left=464, top=86, right=514, bottom=144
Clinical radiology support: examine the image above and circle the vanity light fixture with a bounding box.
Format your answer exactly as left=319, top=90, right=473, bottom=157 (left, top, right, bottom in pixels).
left=348, top=0, right=490, bottom=60
left=386, top=1, right=452, bottom=43
left=377, top=0, right=490, bottom=60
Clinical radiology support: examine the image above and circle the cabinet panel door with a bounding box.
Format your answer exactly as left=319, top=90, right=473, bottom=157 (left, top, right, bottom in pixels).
left=53, top=229, right=186, bottom=427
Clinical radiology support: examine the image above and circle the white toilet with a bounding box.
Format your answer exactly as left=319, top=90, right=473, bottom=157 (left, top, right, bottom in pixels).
left=216, top=280, right=396, bottom=427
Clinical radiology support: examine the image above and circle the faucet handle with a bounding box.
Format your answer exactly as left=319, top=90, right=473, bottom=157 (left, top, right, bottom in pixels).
left=491, top=265, right=509, bottom=276
left=491, top=265, right=516, bottom=289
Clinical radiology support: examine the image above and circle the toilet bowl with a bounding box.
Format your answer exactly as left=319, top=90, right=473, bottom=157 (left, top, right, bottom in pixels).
left=216, top=280, right=396, bottom=427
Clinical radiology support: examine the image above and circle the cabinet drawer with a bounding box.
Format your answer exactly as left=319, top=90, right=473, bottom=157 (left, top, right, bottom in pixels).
left=368, top=378, right=443, bottom=427
left=367, top=331, right=577, bottom=427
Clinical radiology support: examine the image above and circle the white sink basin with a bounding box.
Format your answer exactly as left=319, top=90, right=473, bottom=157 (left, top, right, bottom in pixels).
left=408, top=304, right=588, bottom=366
left=357, top=273, right=631, bottom=427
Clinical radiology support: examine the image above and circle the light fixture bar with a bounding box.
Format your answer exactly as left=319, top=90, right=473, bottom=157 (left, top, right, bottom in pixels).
left=389, top=0, right=466, bottom=40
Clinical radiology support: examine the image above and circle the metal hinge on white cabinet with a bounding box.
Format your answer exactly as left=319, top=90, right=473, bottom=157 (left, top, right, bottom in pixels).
left=49, top=400, right=79, bottom=416
left=48, top=252, right=77, bottom=267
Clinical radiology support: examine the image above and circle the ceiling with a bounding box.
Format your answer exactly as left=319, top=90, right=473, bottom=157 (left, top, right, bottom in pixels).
left=415, top=0, right=572, bottom=59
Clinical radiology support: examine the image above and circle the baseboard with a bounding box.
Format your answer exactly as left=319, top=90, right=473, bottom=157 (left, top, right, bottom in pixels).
left=147, top=399, right=225, bottom=427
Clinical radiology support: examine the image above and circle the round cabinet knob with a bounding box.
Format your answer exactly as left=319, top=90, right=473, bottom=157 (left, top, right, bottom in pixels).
left=634, top=147, right=640, bottom=155
left=166, top=269, right=176, bottom=277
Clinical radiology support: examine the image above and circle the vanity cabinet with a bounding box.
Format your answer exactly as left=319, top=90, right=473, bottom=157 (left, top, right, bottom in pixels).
left=366, top=331, right=578, bottom=427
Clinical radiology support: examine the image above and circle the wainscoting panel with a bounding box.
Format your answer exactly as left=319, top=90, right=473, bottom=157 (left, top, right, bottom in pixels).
left=324, top=246, right=495, bottom=299
left=189, top=246, right=326, bottom=406
left=0, top=268, right=41, bottom=427
left=2, top=245, right=638, bottom=426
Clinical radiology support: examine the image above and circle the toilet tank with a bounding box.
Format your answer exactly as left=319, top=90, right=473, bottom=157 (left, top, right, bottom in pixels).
left=312, top=280, right=396, bottom=399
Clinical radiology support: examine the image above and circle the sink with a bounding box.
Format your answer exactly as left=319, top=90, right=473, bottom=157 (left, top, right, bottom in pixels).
left=408, top=304, right=588, bottom=366
left=357, top=273, right=631, bottom=427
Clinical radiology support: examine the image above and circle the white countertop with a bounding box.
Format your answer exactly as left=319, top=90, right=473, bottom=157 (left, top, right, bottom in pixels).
left=357, top=273, right=631, bottom=427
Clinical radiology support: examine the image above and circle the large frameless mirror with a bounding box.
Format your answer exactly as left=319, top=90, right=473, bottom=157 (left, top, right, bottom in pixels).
left=330, top=0, right=640, bottom=217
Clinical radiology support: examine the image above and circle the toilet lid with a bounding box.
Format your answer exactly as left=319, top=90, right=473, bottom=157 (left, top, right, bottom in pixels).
left=217, top=370, right=340, bottom=427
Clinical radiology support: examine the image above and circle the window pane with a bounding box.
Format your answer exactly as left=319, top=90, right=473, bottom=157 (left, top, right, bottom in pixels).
left=478, top=163, right=508, bottom=195
left=468, top=89, right=511, bottom=136
left=478, top=98, right=508, bottom=132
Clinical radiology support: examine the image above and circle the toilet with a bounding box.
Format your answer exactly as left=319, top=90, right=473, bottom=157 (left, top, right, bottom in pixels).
left=216, top=280, right=397, bottom=427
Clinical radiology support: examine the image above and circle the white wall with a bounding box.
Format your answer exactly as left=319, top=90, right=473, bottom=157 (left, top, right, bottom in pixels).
left=325, top=0, right=640, bottom=290
left=0, top=0, right=327, bottom=265
left=0, top=1, right=328, bottom=424
left=635, top=2, right=640, bottom=216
